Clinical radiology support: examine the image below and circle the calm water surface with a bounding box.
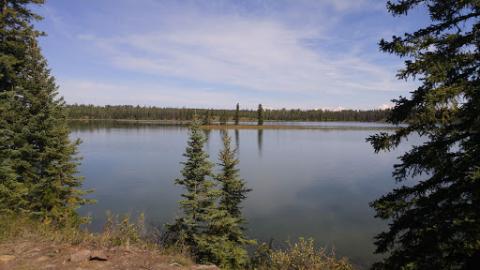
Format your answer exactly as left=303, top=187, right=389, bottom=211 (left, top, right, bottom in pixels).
left=70, top=121, right=415, bottom=268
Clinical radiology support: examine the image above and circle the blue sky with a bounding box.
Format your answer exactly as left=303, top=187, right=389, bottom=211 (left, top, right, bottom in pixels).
left=34, top=0, right=428, bottom=110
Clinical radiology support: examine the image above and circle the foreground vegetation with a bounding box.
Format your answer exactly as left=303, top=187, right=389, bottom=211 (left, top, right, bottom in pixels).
left=252, top=239, right=353, bottom=270
left=0, top=213, right=196, bottom=269
left=0, top=214, right=353, bottom=270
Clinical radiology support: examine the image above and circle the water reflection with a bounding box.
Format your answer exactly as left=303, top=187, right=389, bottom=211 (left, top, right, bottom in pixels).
left=234, top=129, right=240, bottom=151
left=257, top=129, right=263, bottom=156
left=219, top=128, right=228, bottom=137
left=203, top=129, right=211, bottom=146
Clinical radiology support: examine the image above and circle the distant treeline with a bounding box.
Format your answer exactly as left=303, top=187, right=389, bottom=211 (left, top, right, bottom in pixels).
left=66, top=104, right=390, bottom=122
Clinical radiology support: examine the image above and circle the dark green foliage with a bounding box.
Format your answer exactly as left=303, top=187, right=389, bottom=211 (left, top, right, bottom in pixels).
left=368, top=1, right=480, bottom=269
left=194, top=213, right=250, bottom=269
left=217, top=132, right=251, bottom=221
left=193, top=131, right=254, bottom=269
left=0, top=0, right=89, bottom=223
left=0, top=0, right=42, bottom=214
left=66, top=104, right=391, bottom=122
left=166, top=121, right=217, bottom=246
left=219, top=110, right=228, bottom=125
left=257, top=104, right=264, bottom=126
left=166, top=121, right=230, bottom=265
left=214, top=132, right=254, bottom=267
left=202, top=109, right=212, bottom=125
left=234, top=103, right=240, bottom=125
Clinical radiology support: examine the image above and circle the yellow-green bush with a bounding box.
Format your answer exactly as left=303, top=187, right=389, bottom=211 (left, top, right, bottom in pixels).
left=0, top=213, right=90, bottom=245
left=100, top=211, right=146, bottom=247
left=252, top=238, right=354, bottom=270
left=0, top=212, right=148, bottom=249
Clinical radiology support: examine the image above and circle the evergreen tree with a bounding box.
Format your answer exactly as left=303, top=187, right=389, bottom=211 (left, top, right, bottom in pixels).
left=166, top=121, right=220, bottom=258
left=168, top=123, right=254, bottom=268
left=257, top=104, right=264, bottom=126
left=194, top=208, right=249, bottom=269
left=217, top=132, right=251, bottom=221
left=234, top=103, right=240, bottom=125
left=219, top=110, right=228, bottom=125
left=216, top=133, right=254, bottom=262
left=368, top=1, right=480, bottom=269
left=0, top=0, right=89, bottom=222
left=202, top=109, right=212, bottom=125
left=197, top=132, right=254, bottom=269
left=0, top=0, right=40, bottom=215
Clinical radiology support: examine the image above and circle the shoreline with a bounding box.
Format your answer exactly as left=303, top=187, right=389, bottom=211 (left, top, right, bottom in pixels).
left=67, top=119, right=398, bottom=130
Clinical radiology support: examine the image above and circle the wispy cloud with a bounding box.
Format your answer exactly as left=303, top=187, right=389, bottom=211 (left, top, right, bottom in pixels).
left=81, top=16, right=405, bottom=96
left=322, top=0, right=383, bottom=11
left=59, top=79, right=240, bottom=108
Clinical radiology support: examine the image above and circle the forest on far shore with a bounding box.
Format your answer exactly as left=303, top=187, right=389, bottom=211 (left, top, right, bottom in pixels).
left=66, top=104, right=390, bottom=122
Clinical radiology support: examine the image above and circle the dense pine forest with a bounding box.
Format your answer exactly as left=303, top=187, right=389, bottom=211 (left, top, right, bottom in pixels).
left=66, top=104, right=390, bottom=122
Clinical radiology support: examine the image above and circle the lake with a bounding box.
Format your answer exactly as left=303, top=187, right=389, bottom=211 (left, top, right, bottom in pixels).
left=70, top=121, right=415, bottom=268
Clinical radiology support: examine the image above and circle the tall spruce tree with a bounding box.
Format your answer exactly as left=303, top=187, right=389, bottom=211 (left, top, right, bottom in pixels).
left=202, top=109, right=212, bottom=125
left=0, top=0, right=40, bottom=215
left=166, top=121, right=221, bottom=260
left=0, top=0, right=88, bottom=222
left=368, top=1, right=480, bottom=269
left=197, top=131, right=253, bottom=269
left=217, top=132, right=251, bottom=222
left=216, top=132, right=253, bottom=257
left=234, top=103, right=240, bottom=125
left=257, top=104, right=264, bottom=126
left=219, top=110, right=228, bottom=125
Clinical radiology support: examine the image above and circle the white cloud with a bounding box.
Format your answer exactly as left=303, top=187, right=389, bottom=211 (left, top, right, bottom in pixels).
left=81, top=16, right=407, bottom=96
left=378, top=103, right=394, bottom=110
left=58, top=79, right=240, bottom=108
left=323, top=0, right=380, bottom=11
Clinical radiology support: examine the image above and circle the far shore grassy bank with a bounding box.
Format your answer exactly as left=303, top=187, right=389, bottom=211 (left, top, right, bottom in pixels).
left=67, top=119, right=398, bottom=130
